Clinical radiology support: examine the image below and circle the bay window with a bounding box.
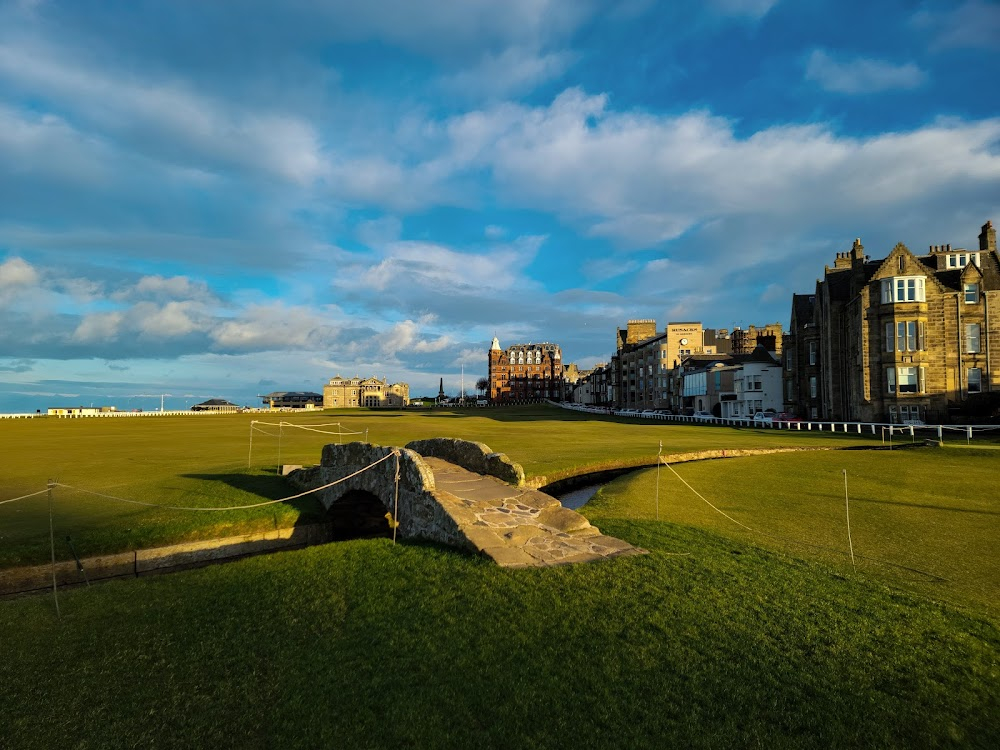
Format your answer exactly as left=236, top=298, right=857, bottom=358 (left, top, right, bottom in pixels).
left=881, top=276, right=926, bottom=303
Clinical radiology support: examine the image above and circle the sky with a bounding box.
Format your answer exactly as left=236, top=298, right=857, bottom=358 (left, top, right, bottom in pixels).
left=1, top=0, right=999, bottom=412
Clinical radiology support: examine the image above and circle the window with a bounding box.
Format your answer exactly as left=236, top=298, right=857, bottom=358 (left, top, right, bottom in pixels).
left=881, top=276, right=926, bottom=303
left=748, top=375, right=762, bottom=391
left=966, top=323, right=981, bottom=354
left=964, top=283, right=979, bottom=304
left=886, top=368, right=896, bottom=393
left=885, top=322, right=894, bottom=352
left=896, top=321, right=923, bottom=351
left=898, top=366, right=918, bottom=393
left=808, top=341, right=817, bottom=366
left=968, top=368, right=982, bottom=393
left=809, top=376, right=817, bottom=398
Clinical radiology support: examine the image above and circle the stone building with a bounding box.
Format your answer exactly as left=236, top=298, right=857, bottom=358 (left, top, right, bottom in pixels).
left=731, top=323, right=783, bottom=356
left=488, top=338, right=564, bottom=403
left=613, top=320, right=725, bottom=410
left=784, top=220, right=999, bottom=423
left=323, top=376, right=409, bottom=409
left=261, top=391, right=323, bottom=409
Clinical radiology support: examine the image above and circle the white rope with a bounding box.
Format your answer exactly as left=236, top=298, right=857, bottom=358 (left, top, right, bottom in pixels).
left=250, top=426, right=282, bottom=438
left=661, top=459, right=756, bottom=533
left=660, top=458, right=945, bottom=580
left=52, top=451, right=401, bottom=512
left=252, top=420, right=364, bottom=435
left=0, top=488, right=50, bottom=506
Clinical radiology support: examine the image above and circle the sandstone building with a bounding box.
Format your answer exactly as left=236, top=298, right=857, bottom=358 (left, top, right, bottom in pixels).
left=323, top=376, right=409, bottom=409
left=784, top=221, right=999, bottom=423
left=488, top=338, right=564, bottom=403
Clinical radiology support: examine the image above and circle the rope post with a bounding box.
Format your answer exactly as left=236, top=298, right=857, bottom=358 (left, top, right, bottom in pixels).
left=843, top=469, right=856, bottom=573
left=248, top=420, right=255, bottom=469
left=392, top=451, right=401, bottom=544
left=47, top=479, right=60, bottom=618
left=654, top=440, right=662, bottom=521
left=277, top=422, right=283, bottom=474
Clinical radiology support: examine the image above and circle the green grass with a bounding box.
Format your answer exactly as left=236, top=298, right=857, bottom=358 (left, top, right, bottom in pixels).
left=2, top=407, right=998, bottom=747
left=0, top=406, right=868, bottom=566
left=1, top=525, right=997, bottom=748
left=585, top=447, right=1000, bottom=622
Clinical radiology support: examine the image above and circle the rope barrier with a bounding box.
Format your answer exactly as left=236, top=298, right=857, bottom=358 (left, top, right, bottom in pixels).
left=0, top=488, right=50, bottom=506
left=51, top=450, right=401, bottom=513
left=252, top=420, right=364, bottom=435
left=660, top=458, right=946, bottom=581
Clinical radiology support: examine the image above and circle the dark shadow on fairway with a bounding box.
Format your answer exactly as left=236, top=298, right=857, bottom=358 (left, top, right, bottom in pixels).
left=180, top=472, right=326, bottom=520
left=853, top=497, right=1000, bottom=516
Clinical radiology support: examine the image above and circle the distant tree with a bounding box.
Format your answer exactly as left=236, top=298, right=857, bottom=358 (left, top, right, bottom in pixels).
left=476, top=377, right=489, bottom=396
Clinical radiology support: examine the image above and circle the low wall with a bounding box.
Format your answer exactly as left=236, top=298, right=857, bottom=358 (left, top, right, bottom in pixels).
left=0, top=524, right=331, bottom=596
left=405, top=438, right=525, bottom=487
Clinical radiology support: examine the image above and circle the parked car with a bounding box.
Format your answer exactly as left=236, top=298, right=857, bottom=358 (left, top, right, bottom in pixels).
left=774, top=412, right=802, bottom=424
left=901, top=418, right=926, bottom=426
left=692, top=410, right=715, bottom=421
left=753, top=411, right=776, bottom=425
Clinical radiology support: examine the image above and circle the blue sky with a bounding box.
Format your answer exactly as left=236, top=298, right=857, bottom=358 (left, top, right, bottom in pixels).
left=1, top=0, right=998, bottom=411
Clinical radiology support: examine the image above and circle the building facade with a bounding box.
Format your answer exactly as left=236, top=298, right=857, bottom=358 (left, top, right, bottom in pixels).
left=785, top=221, right=999, bottom=423
left=261, top=391, right=323, bottom=409
left=724, top=347, right=783, bottom=418
left=323, top=376, right=409, bottom=409
left=488, top=338, right=564, bottom=402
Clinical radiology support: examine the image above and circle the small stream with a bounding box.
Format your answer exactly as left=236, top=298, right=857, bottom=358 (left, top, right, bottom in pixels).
left=556, top=484, right=602, bottom=510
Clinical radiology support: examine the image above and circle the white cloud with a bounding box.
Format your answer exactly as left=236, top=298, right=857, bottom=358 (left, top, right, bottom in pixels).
left=0, top=41, right=328, bottom=185
left=126, top=275, right=217, bottom=304
left=805, top=49, right=926, bottom=94
left=0, top=256, right=39, bottom=288
left=375, top=319, right=452, bottom=359
left=210, top=304, right=338, bottom=351
left=913, top=0, right=1000, bottom=50
left=441, top=47, right=574, bottom=97
left=344, top=236, right=544, bottom=294
left=73, top=312, right=124, bottom=344
left=133, top=301, right=204, bottom=338
left=707, top=0, right=780, bottom=20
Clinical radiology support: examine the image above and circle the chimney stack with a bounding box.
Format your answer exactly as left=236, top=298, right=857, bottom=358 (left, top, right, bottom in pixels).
left=980, top=220, right=997, bottom=252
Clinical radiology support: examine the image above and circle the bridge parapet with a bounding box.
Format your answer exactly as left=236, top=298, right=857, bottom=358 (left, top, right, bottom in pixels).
left=404, top=438, right=525, bottom=487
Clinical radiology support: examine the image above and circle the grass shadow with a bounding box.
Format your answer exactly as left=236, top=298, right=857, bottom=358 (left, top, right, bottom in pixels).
left=180, top=472, right=326, bottom=521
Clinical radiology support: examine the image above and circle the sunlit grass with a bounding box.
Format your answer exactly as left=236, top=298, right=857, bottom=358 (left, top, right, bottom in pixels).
left=583, top=446, right=1000, bottom=622
left=0, top=406, right=867, bottom=566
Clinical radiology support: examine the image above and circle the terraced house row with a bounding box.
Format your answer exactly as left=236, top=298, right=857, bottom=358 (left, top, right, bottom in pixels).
left=784, top=220, right=999, bottom=424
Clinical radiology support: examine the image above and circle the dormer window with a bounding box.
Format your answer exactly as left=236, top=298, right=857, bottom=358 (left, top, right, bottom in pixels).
left=964, top=283, right=979, bottom=304
left=881, top=276, right=925, bottom=303
left=947, top=252, right=980, bottom=269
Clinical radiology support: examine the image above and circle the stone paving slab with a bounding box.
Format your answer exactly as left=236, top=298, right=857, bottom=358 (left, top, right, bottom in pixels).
left=422, top=457, right=646, bottom=568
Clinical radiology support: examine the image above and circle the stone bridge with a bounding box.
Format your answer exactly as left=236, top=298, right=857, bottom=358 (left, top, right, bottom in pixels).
left=287, top=438, right=645, bottom=568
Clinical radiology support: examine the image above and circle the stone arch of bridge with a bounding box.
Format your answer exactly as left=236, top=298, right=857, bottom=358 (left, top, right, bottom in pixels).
left=326, top=488, right=392, bottom=540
